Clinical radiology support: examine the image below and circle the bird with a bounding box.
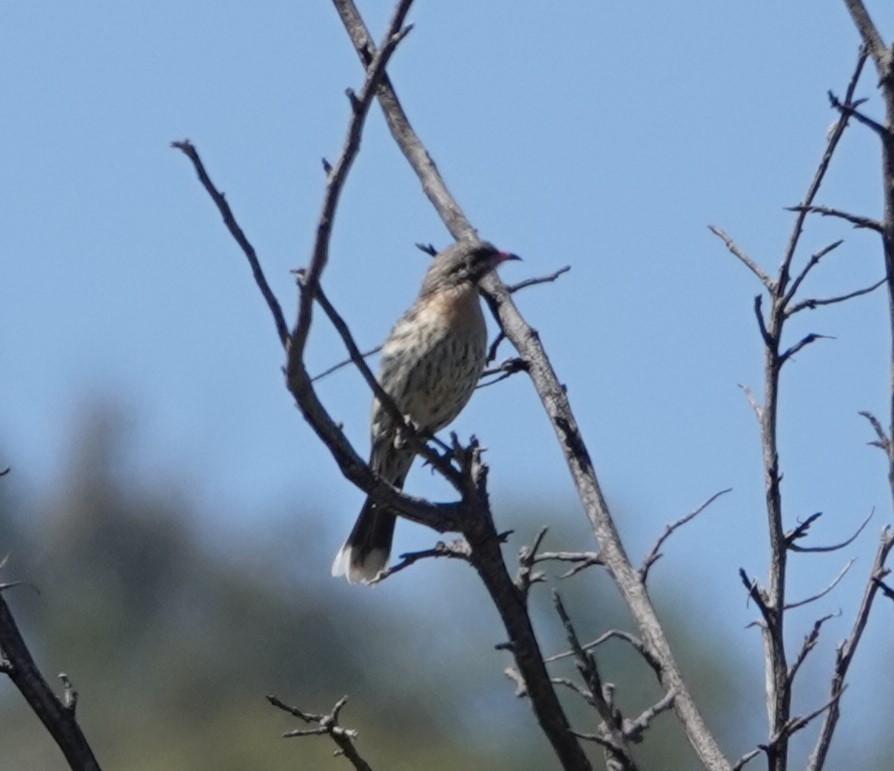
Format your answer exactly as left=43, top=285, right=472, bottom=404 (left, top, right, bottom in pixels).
left=332, top=239, right=520, bottom=583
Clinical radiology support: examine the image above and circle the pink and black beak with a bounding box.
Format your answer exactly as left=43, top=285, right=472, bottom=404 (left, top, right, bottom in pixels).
left=495, top=250, right=522, bottom=264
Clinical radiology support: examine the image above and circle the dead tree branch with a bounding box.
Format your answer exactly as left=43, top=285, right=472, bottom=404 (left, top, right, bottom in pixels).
left=640, top=489, right=732, bottom=582
left=0, top=588, right=102, bottom=771
left=268, top=695, right=373, bottom=771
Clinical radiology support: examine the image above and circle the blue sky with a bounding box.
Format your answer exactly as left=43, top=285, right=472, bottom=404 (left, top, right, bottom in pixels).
left=3, top=1, right=894, bottom=765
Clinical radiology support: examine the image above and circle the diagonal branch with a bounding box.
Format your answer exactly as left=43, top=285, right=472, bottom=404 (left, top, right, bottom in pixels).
left=708, top=226, right=773, bottom=290
left=807, top=526, right=894, bottom=771
left=641, top=488, right=731, bottom=581
left=787, top=277, right=886, bottom=315
left=778, top=48, right=869, bottom=295
left=840, top=1, right=888, bottom=69
left=296, top=273, right=462, bottom=487
left=369, top=539, right=471, bottom=584
left=507, top=266, right=572, bottom=293
left=783, top=559, right=855, bottom=610
left=828, top=91, right=889, bottom=138
left=172, top=139, right=290, bottom=348
left=0, top=591, right=102, bottom=771
left=788, top=509, right=873, bottom=554
left=782, top=240, right=845, bottom=310
left=290, top=6, right=414, bottom=360
left=311, top=344, right=381, bottom=383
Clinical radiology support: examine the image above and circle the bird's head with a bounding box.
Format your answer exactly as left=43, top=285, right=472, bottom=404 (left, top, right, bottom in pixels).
left=420, top=240, right=521, bottom=295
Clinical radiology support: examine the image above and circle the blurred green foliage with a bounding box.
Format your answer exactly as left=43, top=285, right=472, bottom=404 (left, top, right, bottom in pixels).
left=3, top=404, right=884, bottom=770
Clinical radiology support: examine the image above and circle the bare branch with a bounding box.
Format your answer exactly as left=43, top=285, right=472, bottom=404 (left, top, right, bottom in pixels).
left=515, top=527, right=550, bottom=594
left=546, top=629, right=662, bottom=678
left=873, top=577, right=894, bottom=600
left=641, top=489, right=731, bottom=581
left=785, top=205, right=882, bottom=233
left=708, top=226, right=773, bottom=290
left=784, top=559, right=855, bottom=610
left=532, top=550, right=604, bottom=578
left=739, top=383, right=763, bottom=422
left=172, top=139, right=290, bottom=348
left=368, top=539, right=471, bottom=584
left=476, top=357, right=528, bottom=389
left=553, top=591, right=639, bottom=771
left=736, top=694, right=841, bottom=771
left=754, top=294, right=773, bottom=348
left=779, top=333, right=834, bottom=365
left=0, top=591, right=102, bottom=770
left=808, top=527, right=894, bottom=770
left=507, top=266, right=572, bottom=293
left=787, top=277, right=886, bottom=315
left=859, top=409, right=890, bottom=451
left=289, top=5, right=415, bottom=362
left=268, top=695, right=373, bottom=771
left=485, top=330, right=506, bottom=364
left=840, top=2, right=888, bottom=68
left=784, top=512, right=824, bottom=548
left=739, top=568, right=773, bottom=629
left=623, top=689, right=676, bottom=742
left=782, top=240, right=845, bottom=310
left=788, top=613, right=837, bottom=685
left=732, top=747, right=763, bottom=771
left=789, top=509, right=874, bottom=553
left=828, top=90, right=889, bottom=138
left=778, top=47, right=868, bottom=292
left=311, top=344, right=382, bottom=383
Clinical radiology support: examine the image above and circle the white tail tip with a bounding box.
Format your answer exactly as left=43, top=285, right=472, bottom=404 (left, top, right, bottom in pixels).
left=331, top=543, right=388, bottom=584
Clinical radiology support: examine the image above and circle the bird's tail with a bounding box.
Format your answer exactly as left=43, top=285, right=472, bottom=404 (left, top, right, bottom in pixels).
left=331, top=498, right=396, bottom=583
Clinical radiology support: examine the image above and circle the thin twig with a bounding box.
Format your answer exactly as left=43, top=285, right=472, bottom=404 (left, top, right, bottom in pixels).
left=368, top=539, right=471, bottom=584
left=807, top=527, right=894, bottom=770
left=841, top=0, right=887, bottom=63
left=553, top=591, right=638, bottom=771
left=788, top=509, right=873, bottom=553
left=739, top=383, right=763, bottom=422
left=778, top=47, right=868, bottom=296
left=516, top=527, right=550, bottom=594
left=311, top=344, right=382, bottom=383
left=785, top=205, right=882, bottom=233
left=859, top=409, right=890, bottom=451
left=788, top=613, right=836, bottom=685
left=779, top=333, right=834, bottom=364
left=545, top=629, right=661, bottom=678
left=828, top=90, right=889, bottom=138
left=783, top=559, right=855, bottom=610
left=708, top=226, right=773, bottom=290
left=507, top=266, right=572, bottom=293
left=532, top=550, right=604, bottom=578
left=641, top=489, right=731, bottom=581
left=782, top=240, right=845, bottom=310
left=476, top=357, right=528, bottom=389
left=787, top=277, right=886, bottom=315
left=172, top=140, right=291, bottom=348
